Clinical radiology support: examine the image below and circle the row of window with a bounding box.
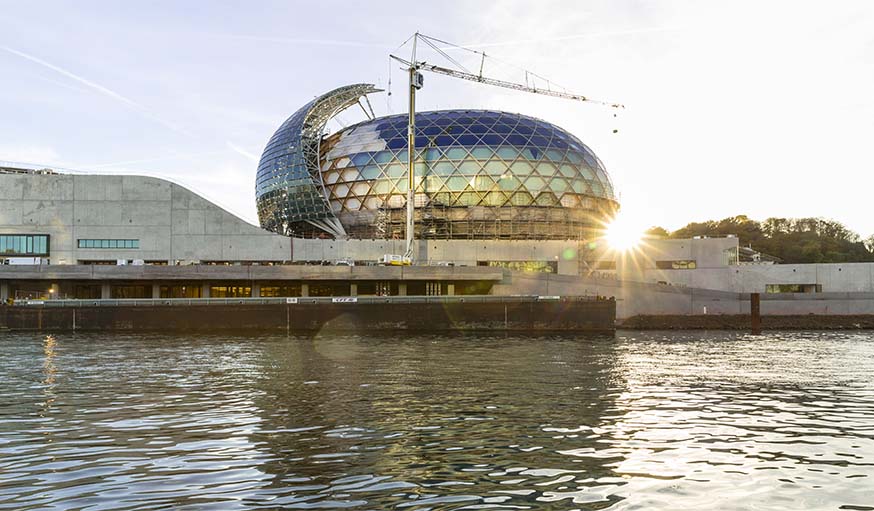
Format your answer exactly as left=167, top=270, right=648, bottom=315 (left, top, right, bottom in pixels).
left=78, top=239, right=140, bottom=249
left=0, top=234, right=49, bottom=256
left=655, top=260, right=698, bottom=270
left=478, top=260, right=558, bottom=273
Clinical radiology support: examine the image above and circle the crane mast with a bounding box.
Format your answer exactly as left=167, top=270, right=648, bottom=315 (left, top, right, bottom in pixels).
left=391, top=33, right=623, bottom=261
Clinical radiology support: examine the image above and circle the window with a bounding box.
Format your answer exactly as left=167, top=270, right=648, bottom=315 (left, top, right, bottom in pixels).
left=765, top=284, right=821, bottom=294
left=656, top=260, right=697, bottom=270
left=110, top=285, right=150, bottom=299
left=478, top=260, right=558, bottom=273
left=78, top=239, right=139, bottom=249
left=0, top=234, right=49, bottom=256
left=209, top=285, right=252, bottom=298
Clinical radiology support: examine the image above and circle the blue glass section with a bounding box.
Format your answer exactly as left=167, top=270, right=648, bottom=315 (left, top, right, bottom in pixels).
left=313, top=107, right=618, bottom=232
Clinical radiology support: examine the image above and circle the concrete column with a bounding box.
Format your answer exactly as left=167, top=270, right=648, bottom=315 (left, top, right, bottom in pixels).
left=49, top=283, right=59, bottom=300
left=398, top=282, right=407, bottom=296
left=252, top=283, right=261, bottom=298
left=301, top=283, right=309, bottom=297
left=349, top=283, right=357, bottom=296
left=1, top=281, right=9, bottom=302
left=447, top=283, right=455, bottom=296
left=101, top=283, right=111, bottom=299
left=201, top=283, right=211, bottom=298
left=151, top=283, right=161, bottom=299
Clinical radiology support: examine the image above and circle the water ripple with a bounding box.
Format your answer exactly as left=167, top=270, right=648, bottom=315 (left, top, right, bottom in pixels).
left=1, top=331, right=873, bottom=509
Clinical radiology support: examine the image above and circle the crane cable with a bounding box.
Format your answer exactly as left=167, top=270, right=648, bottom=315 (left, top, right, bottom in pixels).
left=416, top=32, right=623, bottom=134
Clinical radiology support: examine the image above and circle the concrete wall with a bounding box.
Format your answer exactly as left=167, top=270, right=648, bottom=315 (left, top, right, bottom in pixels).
left=0, top=174, right=292, bottom=264
left=292, top=238, right=587, bottom=274
left=494, top=272, right=874, bottom=318
left=2, top=172, right=746, bottom=276
left=643, top=262, right=874, bottom=294
left=491, top=272, right=745, bottom=318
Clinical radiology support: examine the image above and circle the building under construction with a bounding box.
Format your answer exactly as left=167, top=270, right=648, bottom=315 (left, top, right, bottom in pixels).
left=255, top=85, right=619, bottom=241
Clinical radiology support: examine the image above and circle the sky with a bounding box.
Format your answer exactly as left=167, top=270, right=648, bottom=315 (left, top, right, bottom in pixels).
left=2, top=1, right=873, bottom=236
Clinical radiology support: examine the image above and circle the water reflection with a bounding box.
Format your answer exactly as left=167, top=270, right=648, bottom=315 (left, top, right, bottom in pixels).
left=248, top=334, right=623, bottom=509
left=0, top=331, right=872, bottom=510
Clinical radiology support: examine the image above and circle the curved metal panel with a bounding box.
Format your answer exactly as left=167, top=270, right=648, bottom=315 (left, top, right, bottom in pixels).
left=256, top=83, right=380, bottom=237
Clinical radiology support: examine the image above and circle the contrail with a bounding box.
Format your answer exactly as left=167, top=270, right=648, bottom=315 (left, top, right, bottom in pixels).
left=217, top=34, right=392, bottom=49
left=1, top=46, right=193, bottom=137
left=227, top=142, right=259, bottom=161
left=451, top=26, right=680, bottom=51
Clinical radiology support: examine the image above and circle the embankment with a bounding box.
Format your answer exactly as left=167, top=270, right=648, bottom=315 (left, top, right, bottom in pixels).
left=620, top=314, right=874, bottom=330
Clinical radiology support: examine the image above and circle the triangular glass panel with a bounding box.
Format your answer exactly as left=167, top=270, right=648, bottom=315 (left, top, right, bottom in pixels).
left=523, top=175, right=546, bottom=190
left=458, top=160, right=482, bottom=174
left=511, top=161, right=534, bottom=175
left=548, top=178, right=569, bottom=193
left=483, top=191, right=509, bottom=206
left=510, top=191, right=533, bottom=206
left=535, top=192, right=559, bottom=206
left=537, top=162, right=557, bottom=176
left=471, top=147, right=493, bottom=159
left=497, top=174, right=520, bottom=191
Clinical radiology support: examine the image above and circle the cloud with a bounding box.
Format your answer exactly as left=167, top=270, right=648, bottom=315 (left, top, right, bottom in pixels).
left=213, top=34, right=392, bottom=49
left=0, top=145, right=61, bottom=166
left=452, top=26, right=681, bottom=51
left=77, top=151, right=225, bottom=170
left=227, top=142, right=259, bottom=161
left=1, top=46, right=193, bottom=137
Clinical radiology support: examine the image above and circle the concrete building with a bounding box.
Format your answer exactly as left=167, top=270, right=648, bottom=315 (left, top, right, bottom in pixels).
left=4, top=73, right=874, bottom=320
left=0, top=170, right=292, bottom=265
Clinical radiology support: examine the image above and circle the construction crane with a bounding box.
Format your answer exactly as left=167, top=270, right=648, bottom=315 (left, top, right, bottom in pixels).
left=389, top=33, right=624, bottom=260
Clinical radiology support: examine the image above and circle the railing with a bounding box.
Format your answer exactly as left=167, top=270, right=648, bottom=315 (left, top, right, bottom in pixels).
left=12, top=295, right=609, bottom=308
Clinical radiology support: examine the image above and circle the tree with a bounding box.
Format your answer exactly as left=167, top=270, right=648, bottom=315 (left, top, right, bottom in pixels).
left=645, top=226, right=669, bottom=239
left=665, top=215, right=874, bottom=264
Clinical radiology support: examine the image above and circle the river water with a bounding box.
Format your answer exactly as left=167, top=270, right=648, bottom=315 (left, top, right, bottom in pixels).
left=1, top=331, right=873, bottom=510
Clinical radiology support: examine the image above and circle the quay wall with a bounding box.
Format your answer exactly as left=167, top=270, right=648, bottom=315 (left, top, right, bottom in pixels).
left=0, top=297, right=616, bottom=333
left=492, top=272, right=874, bottom=319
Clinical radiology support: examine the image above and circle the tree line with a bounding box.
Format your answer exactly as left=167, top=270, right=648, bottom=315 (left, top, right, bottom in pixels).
left=646, top=215, right=874, bottom=264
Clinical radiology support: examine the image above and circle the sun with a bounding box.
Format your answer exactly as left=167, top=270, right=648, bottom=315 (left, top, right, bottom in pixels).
left=605, top=215, right=644, bottom=252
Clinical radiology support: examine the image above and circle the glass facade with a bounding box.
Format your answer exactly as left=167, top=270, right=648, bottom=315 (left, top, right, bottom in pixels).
left=319, top=110, right=618, bottom=240
left=0, top=234, right=49, bottom=256
left=256, top=84, right=381, bottom=238
left=78, top=239, right=140, bottom=249
left=257, top=91, right=620, bottom=240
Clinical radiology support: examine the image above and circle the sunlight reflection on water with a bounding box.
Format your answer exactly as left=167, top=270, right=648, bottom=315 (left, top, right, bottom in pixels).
left=0, top=330, right=873, bottom=510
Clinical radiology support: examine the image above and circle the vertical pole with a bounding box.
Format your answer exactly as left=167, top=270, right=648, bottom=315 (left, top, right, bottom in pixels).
left=750, top=292, right=761, bottom=334
left=405, top=67, right=417, bottom=259
left=405, top=33, right=418, bottom=260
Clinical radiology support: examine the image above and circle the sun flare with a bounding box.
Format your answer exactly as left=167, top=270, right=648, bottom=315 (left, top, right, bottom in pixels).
left=605, top=215, right=644, bottom=251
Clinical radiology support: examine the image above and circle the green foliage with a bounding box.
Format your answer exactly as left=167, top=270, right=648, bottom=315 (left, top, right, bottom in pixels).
left=644, top=226, right=669, bottom=239
left=651, top=216, right=874, bottom=264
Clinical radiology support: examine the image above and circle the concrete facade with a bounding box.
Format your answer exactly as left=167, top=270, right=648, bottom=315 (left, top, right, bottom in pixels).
left=0, top=173, right=739, bottom=277
left=644, top=263, right=874, bottom=294
left=8, top=172, right=874, bottom=318
left=0, top=173, right=292, bottom=264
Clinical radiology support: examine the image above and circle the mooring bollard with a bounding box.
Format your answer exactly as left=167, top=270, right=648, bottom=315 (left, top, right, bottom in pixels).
left=750, top=293, right=761, bottom=334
